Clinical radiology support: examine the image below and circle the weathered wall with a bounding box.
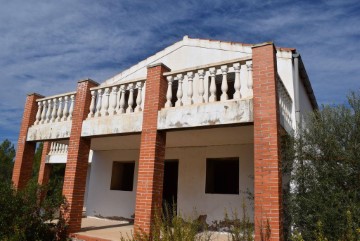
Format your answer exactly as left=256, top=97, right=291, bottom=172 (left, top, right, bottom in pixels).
left=86, top=144, right=253, bottom=222
left=86, top=149, right=139, bottom=218
left=298, top=77, right=314, bottom=124
left=167, top=144, right=254, bottom=222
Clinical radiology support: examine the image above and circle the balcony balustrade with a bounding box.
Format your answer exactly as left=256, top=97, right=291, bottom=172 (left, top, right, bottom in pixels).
left=158, top=57, right=254, bottom=129
left=25, top=57, right=295, bottom=141
left=81, top=79, right=145, bottom=136
left=27, top=92, right=76, bottom=141
left=277, top=76, right=293, bottom=133
left=46, top=142, right=68, bottom=163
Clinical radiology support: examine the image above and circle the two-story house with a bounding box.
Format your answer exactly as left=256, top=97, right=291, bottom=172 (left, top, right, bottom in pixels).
left=12, top=36, right=317, bottom=240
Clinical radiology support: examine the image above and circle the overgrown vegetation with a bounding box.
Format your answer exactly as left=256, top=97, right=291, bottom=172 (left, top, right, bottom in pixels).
left=0, top=140, right=68, bottom=241
left=120, top=202, right=263, bottom=241
left=283, top=91, right=360, bottom=240
left=210, top=202, right=254, bottom=241
left=0, top=139, right=16, bottom=183
left=0, top=180, right=68, bottom=241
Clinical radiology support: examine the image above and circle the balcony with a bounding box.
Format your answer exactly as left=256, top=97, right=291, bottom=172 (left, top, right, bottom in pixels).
left=46, top=142, right=68, bottom=164
left=81, top=79, right=145, bottom=136
left=25, top=57, right=294, bottom=142
left=158, top=57, right=254, bottom=129
left=27, top=92, right=76, bottom=141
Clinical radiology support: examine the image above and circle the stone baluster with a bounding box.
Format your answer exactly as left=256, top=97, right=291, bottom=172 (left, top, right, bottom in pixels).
left=68, top=95, right=75, bottom=120
left=54, top=143, right=59, bottom=153
left=62, top=96, right=69, bottom=121
left=165, top=76, right=173, bottom=108
left=209, top=67, right=217, bottom=102
left=135, top=82, right=143, bottom=112
left=88, top=91, right=96, bottom=118
left=233, top=63, right=241, bottom=99
left=247, top=63, right=253, bottom=97
left=64, top=144, right=68, bottom=153
left=279, top=91, right=284, bottom=123
left=49, top=142, right=54, bottom=154
left=116, top=85, right=121, bottom=110
left=51, top=98, right=57, bottom=122
left=220, top=65, right=228, bottom=101
left=61, top=144, right=66, bottom=154
left=35, top=102, right=42, bottom=125
left=56, top=97, right=63, bottom=121
left=102, top=88, right=110, bottom=116
left=95, top=89, right=103, bottom=117
left=187, top=72, right=194, bottom=105
left=198, top=69, right=205, bottom=103
left=175, top=74, right=183, bottom=107
left=46, top=99, right=52, bottom=123
left=41, top=100, right=47, bottom=124
left=109, top=87, right=118, bottom=116
left=118, top=85, right=126, bottom=114
left=127, top=83, right=134, bottom=113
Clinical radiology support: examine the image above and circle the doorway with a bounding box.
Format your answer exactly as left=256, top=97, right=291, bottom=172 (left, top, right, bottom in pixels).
left=162, top=160, right=179, bottom=215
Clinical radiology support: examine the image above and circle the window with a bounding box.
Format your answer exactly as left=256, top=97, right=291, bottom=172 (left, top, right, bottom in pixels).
left=110, top=161, right=135, bottom=191
left=205, top=157, right=239, bottom=194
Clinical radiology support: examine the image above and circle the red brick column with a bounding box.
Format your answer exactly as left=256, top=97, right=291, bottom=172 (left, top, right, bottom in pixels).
left=38, top=141, right=52, bottom=186
left=62, top=79, right=98, bottom=234
left=12, top=93, right=44, bottom=189
left=252, top=43, right=283, bottom=241
left=134, top=63, right=169, bottom=235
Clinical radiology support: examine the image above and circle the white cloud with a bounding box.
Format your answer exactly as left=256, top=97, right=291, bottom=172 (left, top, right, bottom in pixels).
left=0, top=0, right=359, bottom=142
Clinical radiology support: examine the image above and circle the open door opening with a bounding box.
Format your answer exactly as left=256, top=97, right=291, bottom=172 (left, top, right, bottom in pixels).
left=162, top=160, right=178, bottom=216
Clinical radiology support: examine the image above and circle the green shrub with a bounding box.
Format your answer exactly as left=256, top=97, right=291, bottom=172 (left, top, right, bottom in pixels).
left=0, top=180, right=67, bottom=241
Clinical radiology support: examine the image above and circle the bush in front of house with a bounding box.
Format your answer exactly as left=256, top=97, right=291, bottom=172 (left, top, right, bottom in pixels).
left=0, top=180, right=67, bottom=241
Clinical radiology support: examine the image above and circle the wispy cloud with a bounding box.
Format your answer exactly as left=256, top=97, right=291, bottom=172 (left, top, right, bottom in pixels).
left=0, top=0, right=359, bottom=144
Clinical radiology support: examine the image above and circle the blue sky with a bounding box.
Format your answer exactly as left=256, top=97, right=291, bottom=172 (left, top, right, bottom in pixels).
left=0, top=0, right=359, bottom=145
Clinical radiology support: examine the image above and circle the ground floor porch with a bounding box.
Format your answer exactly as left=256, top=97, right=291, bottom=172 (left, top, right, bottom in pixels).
left=83, top=125, right=254, bottom=225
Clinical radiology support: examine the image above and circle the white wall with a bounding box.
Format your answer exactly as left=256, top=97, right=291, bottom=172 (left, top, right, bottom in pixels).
left=277, top=50, right=296, bottom=129
left=86, top=149, right=139, bottom=218
left=166, top=144, right=254, bottom=223
left=299, top=78, right=314, bottom=125
left=86, top=144, right=254, bottom=223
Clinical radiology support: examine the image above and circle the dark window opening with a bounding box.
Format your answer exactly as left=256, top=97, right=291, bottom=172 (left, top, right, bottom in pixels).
left=171, top=81, right=178, bottom=106
left=205, top=157, right=239, bottom=194
left=215, top=72, right=235, bottom=101
left=110, top=161, right=135, bottom=191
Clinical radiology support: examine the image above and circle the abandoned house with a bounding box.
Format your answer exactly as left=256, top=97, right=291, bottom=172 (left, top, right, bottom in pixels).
left=12, top=36, right=317, bottom=240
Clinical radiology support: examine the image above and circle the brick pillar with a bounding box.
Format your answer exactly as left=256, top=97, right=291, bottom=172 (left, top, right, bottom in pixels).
left=253, top=43, right=283, bottom=241
left=38, top=141, right=52, bottom=186
left=134, top=63, right=169, bottom=235
left=62, top=79, right=98, bottom=234
left=12, top=93, right=44, bottom=189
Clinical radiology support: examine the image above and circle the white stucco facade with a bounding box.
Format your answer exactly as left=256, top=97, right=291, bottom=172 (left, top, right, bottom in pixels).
left=85, top=126, right=254, bottom=223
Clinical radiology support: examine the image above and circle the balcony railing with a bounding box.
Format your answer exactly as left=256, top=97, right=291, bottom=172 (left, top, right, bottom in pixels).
left=163, top=57, right=253, bottom=108
left=27, top=92, right=76, bottom=141
left=81, top=78, right=146, bottom=136
left=87, top=78, right=145, bottom=118
left=34, top=92, right=76, bottom=125
left=46, top=142, right=68, bottom=164
left=158, top=57, right=254, bottom=129
left=277, top=75, right=293, bottom=133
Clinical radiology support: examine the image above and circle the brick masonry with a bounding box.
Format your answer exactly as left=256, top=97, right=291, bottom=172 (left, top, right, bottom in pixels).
left=62, top=79, right=99, bottom=234
left=38, top=141, right=52, bottom=186
left=252, top=43, right=283, bottom=241
left=12, top=93, right=44, bottom=189
left=134, top=63, right=170, bottom=235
